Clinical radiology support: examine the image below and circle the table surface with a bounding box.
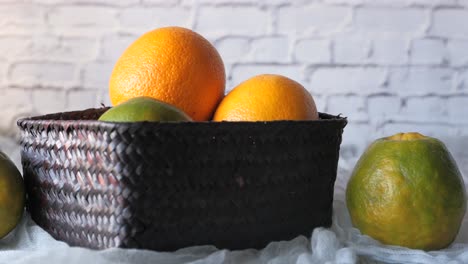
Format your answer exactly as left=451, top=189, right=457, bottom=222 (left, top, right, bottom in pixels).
left=0, top=168, right=467, bottom=264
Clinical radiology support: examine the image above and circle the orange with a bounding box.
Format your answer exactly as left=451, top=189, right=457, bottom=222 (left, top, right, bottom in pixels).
left=346, top=132, right=467, bottom=250
left=109, top=27, right=225, bottom=121
left=213, top=74, right=318, bottom=121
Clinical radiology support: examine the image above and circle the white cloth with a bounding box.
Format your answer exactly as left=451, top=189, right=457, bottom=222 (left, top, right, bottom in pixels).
left=0, top=172, right=467, bottom=264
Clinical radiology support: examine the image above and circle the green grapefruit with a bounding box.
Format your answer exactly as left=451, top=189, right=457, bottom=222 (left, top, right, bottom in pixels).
left=0, top=151, right=25, bottom=238
left=346, top=132, right=467, bottom=250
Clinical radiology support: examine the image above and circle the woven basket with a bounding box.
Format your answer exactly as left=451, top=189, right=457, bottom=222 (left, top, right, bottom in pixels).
left=17, top=108, right=347, bottom=251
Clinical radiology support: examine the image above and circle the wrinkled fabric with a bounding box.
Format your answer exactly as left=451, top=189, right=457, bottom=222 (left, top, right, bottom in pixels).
left=0, top=171, right=467, bottom=264
left=0, top=215, right=354, bottom=264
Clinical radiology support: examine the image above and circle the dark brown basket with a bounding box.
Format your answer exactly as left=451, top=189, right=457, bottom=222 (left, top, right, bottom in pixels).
left=17, top=108, right=347, bottom=251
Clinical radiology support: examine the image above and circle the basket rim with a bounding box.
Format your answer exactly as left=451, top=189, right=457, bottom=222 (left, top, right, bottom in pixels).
left=17, top=108, right=347, bottom=131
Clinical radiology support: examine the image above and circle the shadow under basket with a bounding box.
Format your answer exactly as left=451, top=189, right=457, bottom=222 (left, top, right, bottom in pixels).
left=17, top=108, right=347, bottom=251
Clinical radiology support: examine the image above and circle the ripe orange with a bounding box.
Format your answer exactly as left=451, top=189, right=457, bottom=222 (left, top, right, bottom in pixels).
left=109, top=27, right=225, bottom=121
left=213, top=74, right=319, bottom=121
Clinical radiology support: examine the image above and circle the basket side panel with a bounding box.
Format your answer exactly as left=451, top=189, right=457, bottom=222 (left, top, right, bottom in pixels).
left=119, top=122, right=344, bottom=250
left=20, top=124, right=129, bottom=249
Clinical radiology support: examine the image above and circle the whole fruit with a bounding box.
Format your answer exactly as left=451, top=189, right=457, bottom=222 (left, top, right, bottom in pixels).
left=109, top=26, right=225, bottom=121
left=99, top=97, right=192, bottom=122
left=346, top=132, right=467, bottom=250
left=213, top=74, right=318, bottom=121
left=0, top=151, right=25, bottom=238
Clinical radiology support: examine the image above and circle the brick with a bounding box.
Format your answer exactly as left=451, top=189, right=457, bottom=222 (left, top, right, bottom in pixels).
left=82, top=62, right=113, bottom=89
left=447, top=96, right=468, bottom=122
left=120, top=7, right=191, bottom=29
left=368, top=95, right=401, bottom=117
left=400, top=96, right=447, bottom=122
left=459, top=70, right=468, bottom=91
left=66, top=89, right=99, bottom=111
left=460, top=0, right=468, bottom=7
left=0, top=5, right=46, bottom=36
left=196, top=7, right=269, bottom=36
left=0, top=37, right=29, bottom=60
left=309, top=67, right=387, bottom=94
left=99, top=34, right=137, bottom=62
left=32, top=89, right=67, bottom=114
left=143, top=0, right=179, bottom=4
left=48, top=6, right=118, bottom=27
left=230, top=65, right=303, bottom=90
left=59, top=38, right=99, bottom=61
left=431, top=9, right=468, bottom=38
left=263, top=0, right=305, bottom=4
left=250, top=37, right=290, bottom=63
left=354, top=8, right=427, bottom=33
left=333, top=33, right=371, bottom=64
left=410, top=39, right=445, bottom=65
left=339, top=122, right=372, bottom=160
left=369, top=35, right=410, bottom=65
left=1, top=89, right=31, bottom=110
left=3, top=37, right=98, bottom=62
left=327, top=95, right=367, bottom=121
left=409, top=0, right=457, bottom=5
left=448, top=40, right=468, bottom=67
left=360, top=0, right=457, bottom=6
left=0, top=63, right=6, bottom=85
left=9, top=62, right=77, bottom=87
left=324, top=0, right=363, bottom=5
left=0, top=26, right=48, bottom=37
left=190, top=0, right=254, bottom=3
left=193, top=0, right=303, bottom=4
left=31, top=0, right=63, bottom=3
left=459, top=127, right=468, bottom=137
left=0, top=4, right=45, bottom=26
left=0, top=136, right=21, bottom=168
left=1, top=88, right=33, bottom=134
left=278, top=5, right=351, bottom=35
left=215, top=37, right=250, bottom=63
left=388, top=68, right=453, bottom=95
left=34, top=0, right=139, bottom=5
left=360, top=0, right=411, bottom=5
left=441, top=137, right=468, bottom=182
left=97, top=89, right=112, bottom=107
left=21, top=37, right=63, bottom=60
left=294, top=39, right=331, bottom=64
left=312, top=94, right=326, bottom=113
left=379, top=122, right=454, bottom=137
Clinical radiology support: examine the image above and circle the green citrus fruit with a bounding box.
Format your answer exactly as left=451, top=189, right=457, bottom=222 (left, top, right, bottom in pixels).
left=0, top=151, right=25, bottom=238
left=346, top=132, right=467, bottom=250
left=99, top=96, right=192, bottom=122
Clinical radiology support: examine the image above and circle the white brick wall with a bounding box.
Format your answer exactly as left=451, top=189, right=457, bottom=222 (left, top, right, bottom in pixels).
left=277, top=5, right=352, bottom=35
left=0, top=0, right=467, bottom=177
left=410, top=38, right=445, bottom=65
left=354, top=8, right=428, bottom=33
left=294, top=39, right=331, bottom=63
left=431, top=9, right=468, bottom=38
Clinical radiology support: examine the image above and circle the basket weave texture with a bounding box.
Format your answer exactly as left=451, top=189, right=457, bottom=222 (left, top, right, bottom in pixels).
left=17, top=108, right=347, bottom=251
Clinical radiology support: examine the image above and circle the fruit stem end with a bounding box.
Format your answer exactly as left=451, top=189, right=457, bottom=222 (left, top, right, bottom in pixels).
left=386, top=132, right=427, bottom=141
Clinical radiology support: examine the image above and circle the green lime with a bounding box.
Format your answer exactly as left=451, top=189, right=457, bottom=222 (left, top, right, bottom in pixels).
left=99, top=97, right=192, bottom=122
